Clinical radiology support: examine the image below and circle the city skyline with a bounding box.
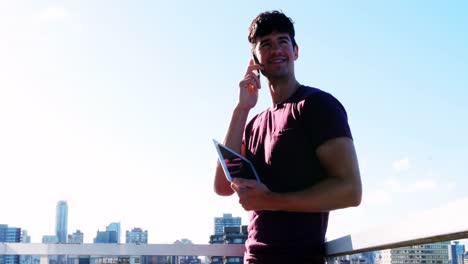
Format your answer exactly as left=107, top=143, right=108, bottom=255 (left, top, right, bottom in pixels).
left=1, top=218, right=467, bottom=264
left=1, top=204, right=467, bottom=263
left=2, top=207, right=246, bottom=244
left=2, top=201, right=467, bottom=248
left=1, top=1, right=467, bottom=246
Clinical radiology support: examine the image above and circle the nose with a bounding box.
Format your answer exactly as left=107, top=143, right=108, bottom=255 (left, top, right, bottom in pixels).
left=270, top=43, right=283, bottom=55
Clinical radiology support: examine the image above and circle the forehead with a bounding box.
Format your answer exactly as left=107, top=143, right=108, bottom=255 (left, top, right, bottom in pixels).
left=255, top=31, right=291, bottom=44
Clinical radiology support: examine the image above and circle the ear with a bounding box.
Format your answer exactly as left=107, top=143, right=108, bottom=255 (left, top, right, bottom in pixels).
left=294, top=45, right=299, bottom=60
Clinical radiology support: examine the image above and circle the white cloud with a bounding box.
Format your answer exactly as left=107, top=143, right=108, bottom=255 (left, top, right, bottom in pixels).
left=383, top=178, right=438, bottom=194
left=445, top=182, right=456, bottom=191
left=384, top=178, right=403, bottom=192
left=39, top=7, right=68, bottom=23
left=363, top=190, right=392, bottom=205
left=393, top=157, right=410, bottom=172
left=406, top=179, right=437, bottom=193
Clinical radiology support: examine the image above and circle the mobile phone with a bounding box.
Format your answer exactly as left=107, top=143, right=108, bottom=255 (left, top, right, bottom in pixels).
left=252, top=53, right=261, bottom=80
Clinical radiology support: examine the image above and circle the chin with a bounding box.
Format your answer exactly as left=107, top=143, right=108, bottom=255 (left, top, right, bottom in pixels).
left=266, top=72, right=289, bottom=80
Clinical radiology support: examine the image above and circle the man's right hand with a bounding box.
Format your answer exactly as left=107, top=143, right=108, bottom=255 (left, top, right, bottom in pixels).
left=238, top=59, right=263, bottom=110
left=214, top=60, right=263, bottom=197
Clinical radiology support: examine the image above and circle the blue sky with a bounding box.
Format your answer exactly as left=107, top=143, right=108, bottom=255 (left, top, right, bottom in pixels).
left=1, top=1, right=467, bottom=245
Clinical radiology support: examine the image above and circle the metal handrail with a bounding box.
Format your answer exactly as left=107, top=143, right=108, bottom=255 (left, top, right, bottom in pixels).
left=325, top=197, right=468, bottom=257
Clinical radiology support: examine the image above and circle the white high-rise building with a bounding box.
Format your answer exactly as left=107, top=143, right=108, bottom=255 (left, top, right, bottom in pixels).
left=376, top=241, right=450, bottom=264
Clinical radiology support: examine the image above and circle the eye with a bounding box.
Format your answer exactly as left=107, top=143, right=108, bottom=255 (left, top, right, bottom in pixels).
left=279, top=39, right=289, bottom=46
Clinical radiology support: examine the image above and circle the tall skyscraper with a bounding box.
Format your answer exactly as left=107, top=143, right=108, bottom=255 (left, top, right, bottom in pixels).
left=125, top=228, right=148, bottom=244
left=55, top=200, right=68, bottom=244
left=106, top=222, right=121, bottom=243
left=0, top=224, right=21, bottom=264
left=449, top=241, right=465, bottom=264
left=213, top=213, right=241, bottom=235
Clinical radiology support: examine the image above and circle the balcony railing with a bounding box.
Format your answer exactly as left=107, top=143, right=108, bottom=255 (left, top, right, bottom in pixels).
left=2, top=198, right=468, bottom=262
left=325, top=197, right=468, bottom=258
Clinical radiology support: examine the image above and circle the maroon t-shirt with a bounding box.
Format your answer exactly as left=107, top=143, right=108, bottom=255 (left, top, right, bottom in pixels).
left=243, top=85, right=352, bottom=263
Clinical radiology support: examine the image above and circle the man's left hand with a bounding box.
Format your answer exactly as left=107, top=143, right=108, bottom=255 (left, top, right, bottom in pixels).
left=231, top=178, right=273, bottom=211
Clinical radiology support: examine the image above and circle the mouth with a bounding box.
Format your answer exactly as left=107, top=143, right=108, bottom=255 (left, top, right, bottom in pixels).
left=269, top=57, right=287, bottom=65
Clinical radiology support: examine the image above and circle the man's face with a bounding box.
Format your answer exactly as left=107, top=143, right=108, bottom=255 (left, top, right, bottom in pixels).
left=253, top=31, right=298, bottom=80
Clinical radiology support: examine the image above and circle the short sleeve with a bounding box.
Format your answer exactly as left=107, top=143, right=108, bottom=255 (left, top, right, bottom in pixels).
left=301, top=92, right=352, bottom=148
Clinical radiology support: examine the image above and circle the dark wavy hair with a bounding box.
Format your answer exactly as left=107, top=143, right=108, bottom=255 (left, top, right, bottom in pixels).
left=248, top=11, right=297, bottom=48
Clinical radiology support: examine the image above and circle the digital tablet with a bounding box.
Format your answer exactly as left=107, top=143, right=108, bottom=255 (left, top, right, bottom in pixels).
left=213, top=139, right=260, bottom=182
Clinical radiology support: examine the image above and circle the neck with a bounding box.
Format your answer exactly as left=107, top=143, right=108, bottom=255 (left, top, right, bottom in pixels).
left=268, top=77, right=301, bottom=105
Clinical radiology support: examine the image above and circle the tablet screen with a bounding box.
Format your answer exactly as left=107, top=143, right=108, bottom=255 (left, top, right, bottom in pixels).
left=213, top=140, right=260, bottom=182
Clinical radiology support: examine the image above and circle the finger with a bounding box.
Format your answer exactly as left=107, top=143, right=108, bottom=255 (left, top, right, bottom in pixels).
left=231, top=182, right=245, bottom=192
left=247, top=69, right=261, bottom=89
left=250, top=73, right=261, bottom=90
left=247, top=84, right=259, bottom=96
left=253, top=72, right=261, bottom=89
left=225, top=158, right=242, bottom=166
left=226, top=161, right=242, bottom=168
left=235, top=185, right=250, bottom=192
left=242, top=75, right=260, bottom=91
left=241, top=76, right=256, bottom=90
left=244, top=64, right=264, bottom=76
left=228, top=168, right=241, bottom=174
left=232, top=178, right=257, bottom=188
left=240, top=79, right=259, bottom=93
left=250, top=58, right=262, bottom=81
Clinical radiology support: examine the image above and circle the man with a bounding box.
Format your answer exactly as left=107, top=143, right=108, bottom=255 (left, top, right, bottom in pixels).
left=214, top=11, right=362, bottom=264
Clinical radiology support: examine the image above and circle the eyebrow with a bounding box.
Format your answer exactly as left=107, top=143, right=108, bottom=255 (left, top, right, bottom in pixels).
left=259, top=36, right=290, bottom=46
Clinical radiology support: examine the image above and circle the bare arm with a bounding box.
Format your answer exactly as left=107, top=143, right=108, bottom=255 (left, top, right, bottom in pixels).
left=214, top=106, right=250, bottom=196
left=214, top=61, right=263, bottom=196
left=232, top=137, right=362, bottom=211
